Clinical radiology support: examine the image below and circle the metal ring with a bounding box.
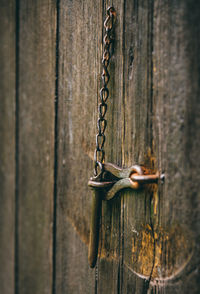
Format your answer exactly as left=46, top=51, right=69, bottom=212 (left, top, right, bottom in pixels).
left=96, top=134, right=105, bottom=150
left=97, top=118, right=107, bottom=134
left=93, top=160, right=104, bottom=177
left=99, top=103, right=107, bottom=119
left=100, top=88, right=109, bottom=103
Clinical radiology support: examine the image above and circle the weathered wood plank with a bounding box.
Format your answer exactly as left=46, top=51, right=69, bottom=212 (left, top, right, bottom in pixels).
left=97, top=0, right=125, bottom=293
left=152, top=1, right=200, bottom=292
left=97, top=1, right=155, bottom=293
left=17, top=1, right=56, bottom=293
left=0, top=1, right=16, bottom=293
left=98, top=0, right=200, bottom=293
left=55, top=0, right=100, bottom=293
left=56, top=0, right=200, bottom=293
left=120, top=0, right=155, bottom=292
left=1, top=0, right=199, bottom=293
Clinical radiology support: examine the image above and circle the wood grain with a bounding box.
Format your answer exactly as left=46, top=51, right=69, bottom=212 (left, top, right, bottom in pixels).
left=152, top=0, right=200, bottom=292
left=55, top=0, right=200, bottom=293
left=17, top=1, right=56, bottom=293
left=1, top=0, right=199, bottom=293
left=98, top=1, right=200, bottom=292
left=0, top=1, right=16, bottom=293
left=55, top=0, right=200, bottom=292
left=121, top=1, right=155, bottom=291
left=55, top=0, right=100, bottom=292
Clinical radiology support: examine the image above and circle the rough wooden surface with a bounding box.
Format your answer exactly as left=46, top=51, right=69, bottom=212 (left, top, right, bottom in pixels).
left=0, top=1, right=16, bottom=293
left=55, top=0, right=200, bottom=293
left=152, top=1, right=200, bottom=292
left=16, top=1, right=56, bottom=293
left=0, top=0, right=200, bottom=293
left=55, top=1, right=99, bottom=292
left=121, top=1, right=155, bottom=292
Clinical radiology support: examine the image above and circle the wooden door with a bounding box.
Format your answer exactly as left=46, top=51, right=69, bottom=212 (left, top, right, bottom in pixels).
left=0, top=1, right=200, bottom=293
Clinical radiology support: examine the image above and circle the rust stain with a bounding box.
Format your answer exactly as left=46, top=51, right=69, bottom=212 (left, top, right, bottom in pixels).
left=66, top=146, right=193, bottom=283
left=131, top=224, right=154, bottom=276
left=144, top=147, right=156, bottom=172
left=66, top=194, right=193, bottom=283
left=153, top=191, right=158, bottom=215
left=129, top=224, right=193, bottom=280
left=97, top=223, right=193, bottom=282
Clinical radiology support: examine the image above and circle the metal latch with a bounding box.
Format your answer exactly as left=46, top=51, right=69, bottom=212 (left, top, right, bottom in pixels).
left=88, top=162, right=164, bottom=268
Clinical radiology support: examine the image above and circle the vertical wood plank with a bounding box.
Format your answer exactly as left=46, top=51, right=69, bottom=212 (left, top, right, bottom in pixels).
left=0, top=1, right=16, bottom=293
left=55, top=0, right=200, bottom=293
left=152, top=0, right=200, bottom=292
left=17, top=1, right=56, bottom=293
left=97, top=0, right=200, bottom=293
left=97, top=0, right=125, bottom=293
left=98, top=1, right=155, bottom=293
left=55, top=0, right=100, bottom=293
left=121, top=0, right=155, bottom=292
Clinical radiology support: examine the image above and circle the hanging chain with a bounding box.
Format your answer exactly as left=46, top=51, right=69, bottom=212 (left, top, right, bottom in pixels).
left=94, top=6, right=116, bottom=176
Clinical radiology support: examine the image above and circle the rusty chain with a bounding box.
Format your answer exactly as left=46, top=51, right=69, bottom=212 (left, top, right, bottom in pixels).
left=94, top=6, right=116, bottom=176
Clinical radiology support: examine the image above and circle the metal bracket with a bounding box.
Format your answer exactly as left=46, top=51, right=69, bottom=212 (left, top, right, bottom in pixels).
left=89, top=162, right=163, bottom=200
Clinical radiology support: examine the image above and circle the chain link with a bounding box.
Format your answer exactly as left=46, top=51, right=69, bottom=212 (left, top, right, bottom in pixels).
left=94, top=6, right=116, bottom=176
